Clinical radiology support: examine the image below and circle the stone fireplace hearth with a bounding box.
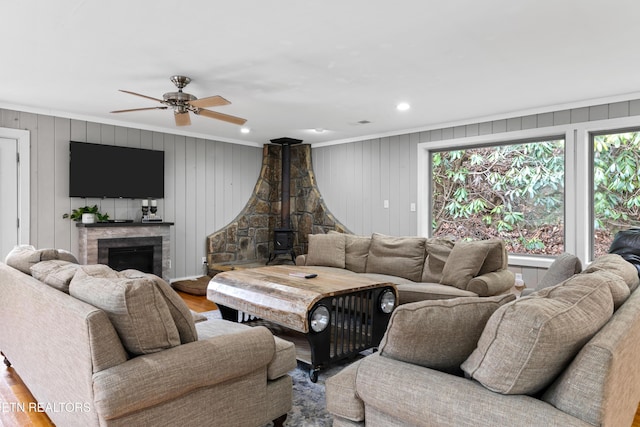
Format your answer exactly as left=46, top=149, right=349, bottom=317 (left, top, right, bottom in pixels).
left=206, top=142, right=349, bottom=268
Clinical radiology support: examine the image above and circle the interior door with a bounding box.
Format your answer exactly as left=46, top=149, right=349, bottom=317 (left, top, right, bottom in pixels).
left=0, top=137, right=18, bottom=259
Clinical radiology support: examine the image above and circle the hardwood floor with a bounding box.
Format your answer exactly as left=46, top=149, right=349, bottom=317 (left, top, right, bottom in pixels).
left=1, top=292, right=639, bottom=426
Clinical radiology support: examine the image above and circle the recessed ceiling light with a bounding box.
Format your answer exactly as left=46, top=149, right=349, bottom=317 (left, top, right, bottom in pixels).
left=396, top=102, right=411, bottom=111
left=314, top=128, right=325, bottom=133
left=240, top=127, right=251, bottom=134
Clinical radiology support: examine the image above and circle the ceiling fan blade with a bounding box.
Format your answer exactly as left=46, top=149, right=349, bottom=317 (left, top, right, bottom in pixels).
left=196, top=108, right=247, bottom=125
left=110, top=106, right=168, bottom=113
left=118, top=89, right=165, bottom=103
left=174, top=111, right=191, bottom=126
left=189, top=95, right=231, bottom=108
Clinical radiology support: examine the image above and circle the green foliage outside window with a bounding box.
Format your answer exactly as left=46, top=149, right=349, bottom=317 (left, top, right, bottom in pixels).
left=431, top=131, right=640, bottom=257
left=431, top=140, right=565, bottom=255
left=593, top=131, right=640, bottom=256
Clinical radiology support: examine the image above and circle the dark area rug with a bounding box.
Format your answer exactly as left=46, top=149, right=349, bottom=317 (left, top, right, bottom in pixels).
left=200, top=310, right=361, bottom=426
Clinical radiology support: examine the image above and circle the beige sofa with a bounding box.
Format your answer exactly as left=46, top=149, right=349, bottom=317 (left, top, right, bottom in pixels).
left=296, top=232, right=514, bottom=303
left=326, top=254, right=640, bottom=426
left=0, top=246, right=296, bottom=427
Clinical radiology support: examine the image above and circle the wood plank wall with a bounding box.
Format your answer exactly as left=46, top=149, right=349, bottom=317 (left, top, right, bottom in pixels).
left=312, top=99, right=640, bottom=287
left=0, top=108, right=261, bottom=279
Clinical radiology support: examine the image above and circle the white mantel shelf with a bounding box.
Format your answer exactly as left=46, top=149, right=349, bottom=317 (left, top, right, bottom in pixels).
left=77, top=222, right=173, bottom=280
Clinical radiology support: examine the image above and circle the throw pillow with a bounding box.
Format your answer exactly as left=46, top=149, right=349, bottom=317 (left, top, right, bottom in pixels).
left=421, top=238, right=455, bottom=283
left=30, top=260, right=80, bottom=293
left=330, top=231, right=371, bottom=273
left=69, top=266, right=180, bottom=355
left=584, top=253, right=640, bottom=292
left=379, top=294, right=515, bottom=375
left=536, top=252, right=583, bottom=291
left=306, top=233, right=346, bottom=268
left=477, top=240, right=507, bottom=275
left=119, top=269, right=198, bottom=344
left=440, top=240, right=493, bottom=290
left=461, top=273, right=615, bottom=395
left=365, top=233, right=426, bottom=282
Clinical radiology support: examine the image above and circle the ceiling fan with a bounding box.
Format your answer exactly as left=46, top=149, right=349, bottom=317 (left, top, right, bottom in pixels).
left=111, top=75, right=247, bottom=127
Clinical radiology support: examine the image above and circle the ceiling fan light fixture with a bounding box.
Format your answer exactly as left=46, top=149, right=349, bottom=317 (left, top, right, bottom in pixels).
left=112, top=76, right=247, bottom=127
left=240, top=127, right=251, bottom=134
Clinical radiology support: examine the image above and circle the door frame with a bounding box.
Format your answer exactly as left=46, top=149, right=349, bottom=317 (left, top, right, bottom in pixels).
left=0, top=128, right=30, bottom=246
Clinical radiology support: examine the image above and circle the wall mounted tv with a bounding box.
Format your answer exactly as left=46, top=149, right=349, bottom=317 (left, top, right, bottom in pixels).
left=69, top=141, right=164, bottom=199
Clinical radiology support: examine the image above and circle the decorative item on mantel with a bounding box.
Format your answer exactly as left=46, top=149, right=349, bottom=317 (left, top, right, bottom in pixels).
left=142, top=199, right=163, bottom=223
left=62, top=205, right=110, bottom=223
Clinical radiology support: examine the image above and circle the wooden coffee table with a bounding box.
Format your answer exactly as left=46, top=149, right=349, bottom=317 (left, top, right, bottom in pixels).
left=207, top=265, right=397, bottom=381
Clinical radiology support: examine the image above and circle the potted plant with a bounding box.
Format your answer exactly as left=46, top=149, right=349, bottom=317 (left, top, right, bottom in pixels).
left=63, top=205, right=109, bottom=223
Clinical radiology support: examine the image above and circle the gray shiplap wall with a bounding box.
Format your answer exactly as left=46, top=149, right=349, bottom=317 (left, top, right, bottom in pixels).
left=0, top=108, right=261, bottom=279
left=312, top=99, right=640, bottom=287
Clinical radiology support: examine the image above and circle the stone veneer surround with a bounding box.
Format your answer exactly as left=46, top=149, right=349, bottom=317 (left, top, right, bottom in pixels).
left=206, top=143, right=349, bottom=266
left=77, top=223, right=172, bottom=280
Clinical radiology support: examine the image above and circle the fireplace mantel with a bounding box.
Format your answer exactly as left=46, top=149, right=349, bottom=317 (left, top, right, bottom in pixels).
left=77, top=222, right=173, bottom=280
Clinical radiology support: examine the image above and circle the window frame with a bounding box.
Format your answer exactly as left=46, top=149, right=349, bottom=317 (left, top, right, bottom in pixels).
left=418, top=115, right=640, bottom=269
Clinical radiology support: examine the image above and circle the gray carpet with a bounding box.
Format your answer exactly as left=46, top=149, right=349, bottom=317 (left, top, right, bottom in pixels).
left=199, top=310, right=362, bottom=426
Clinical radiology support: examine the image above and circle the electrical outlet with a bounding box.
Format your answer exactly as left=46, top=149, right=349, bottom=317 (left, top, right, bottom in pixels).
left=410, top=203, right=416, bottom=212
left=383, top=199, right=389, bottom=208
left=201, top=256, right=207, bottom=265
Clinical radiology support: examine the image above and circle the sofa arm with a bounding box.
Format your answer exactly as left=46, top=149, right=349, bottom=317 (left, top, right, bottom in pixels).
left=92, top=326, right=275, bottom=421
left=295, top=254, right=307, bottom=266
left=467, top=269, right=515, bottom=296
left=353, top=354, right=591, bottom=426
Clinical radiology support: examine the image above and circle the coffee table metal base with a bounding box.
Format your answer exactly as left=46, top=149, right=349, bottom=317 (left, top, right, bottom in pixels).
left=216, top=285, right=394, bottom=382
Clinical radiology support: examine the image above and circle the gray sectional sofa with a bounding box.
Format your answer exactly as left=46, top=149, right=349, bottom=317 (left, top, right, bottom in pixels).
left=296, top=232, right=515, bottom=303
left=0, top=246, right=296, bottom=427
left=326, top=254, right=640, bottom=426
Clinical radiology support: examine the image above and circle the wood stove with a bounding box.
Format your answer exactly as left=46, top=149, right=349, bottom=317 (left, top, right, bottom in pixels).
left=267, top=137, right=302, bottom=264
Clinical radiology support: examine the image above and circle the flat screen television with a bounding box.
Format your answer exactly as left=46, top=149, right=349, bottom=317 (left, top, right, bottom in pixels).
left=69, top=141, right=164, bottom=199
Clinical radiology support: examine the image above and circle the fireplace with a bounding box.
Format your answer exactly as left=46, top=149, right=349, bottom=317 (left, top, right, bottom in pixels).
left=267, top=137, right=302, bottom=264
left=206, top=142, right=350, bottom=268
left=76, top=222, right=173, bottom=280
left=98, top=236, right=163, bottom=276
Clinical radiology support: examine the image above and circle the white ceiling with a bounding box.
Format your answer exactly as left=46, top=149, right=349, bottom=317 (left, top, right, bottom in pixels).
left=2, top=1, right=640, bottom=146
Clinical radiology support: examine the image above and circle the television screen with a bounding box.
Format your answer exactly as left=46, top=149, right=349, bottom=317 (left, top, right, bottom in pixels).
left=69, top=141, right=164, bottom=199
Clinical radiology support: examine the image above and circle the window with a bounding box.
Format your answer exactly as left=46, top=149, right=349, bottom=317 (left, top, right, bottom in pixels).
left=592, top=130, right=640, bottom=257
left=430, top=138, right=565, bottom=255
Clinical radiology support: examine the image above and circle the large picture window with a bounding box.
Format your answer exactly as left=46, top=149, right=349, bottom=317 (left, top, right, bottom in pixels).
left=592, top=130, right=640, bottom=257
left=430, top=138, right=565, bottom=255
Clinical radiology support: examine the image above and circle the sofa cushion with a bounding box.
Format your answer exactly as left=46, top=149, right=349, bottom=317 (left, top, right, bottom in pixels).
left=306, top=233, right=346, bottom=268
left=196, top=318, right=297, bottom=380
left=365, top=233, right=426, bottom=282
left=69, top=266, right=181, bottom=355
left=396, top=282, right=478, bottom=304
left=584, top=253, right=640, bottom=292
left=440, top=240, right=494, bottom=290
left=537, top=252, right=583, bottom=291
left=585, top=270, right=630, bottom=310
left=5, top=245, right=77, bottom=275
left=343, top=233, right=371, bottom=273
left=379, top=294, right=515, bottom=375
left=30, top=260, right=81, bottom=293
left=421, top=238, right=455, bottom=283
left=325, top=358, right=365, bottom=422
left=461, top=273, right=615, bottom=395
left=119, top=269, right=198, bottom=344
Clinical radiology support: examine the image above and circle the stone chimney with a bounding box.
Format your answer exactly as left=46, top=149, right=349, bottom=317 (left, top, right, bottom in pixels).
left=206, top=142, right=349, bottom=269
